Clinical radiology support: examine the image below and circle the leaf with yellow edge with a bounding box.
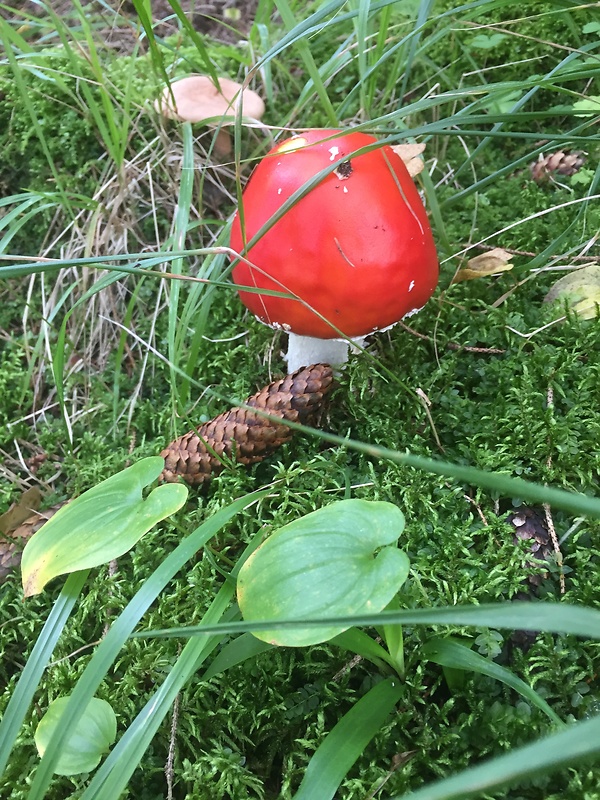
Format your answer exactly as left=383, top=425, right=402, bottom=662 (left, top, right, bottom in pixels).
left=21, top=457, right=188, bottom=596
left=543, top=265, right=600, bottom=320
left=453, top=248, right=514, bottom=283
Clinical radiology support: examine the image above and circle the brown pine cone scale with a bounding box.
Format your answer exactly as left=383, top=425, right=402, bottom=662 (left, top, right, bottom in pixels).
left=530, top=150, right=586, bottom=183
left=160, top=364, right=334, bottom=487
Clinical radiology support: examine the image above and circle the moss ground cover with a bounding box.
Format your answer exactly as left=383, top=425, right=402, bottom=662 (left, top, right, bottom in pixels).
left=0, top=1, right=599, bottom=798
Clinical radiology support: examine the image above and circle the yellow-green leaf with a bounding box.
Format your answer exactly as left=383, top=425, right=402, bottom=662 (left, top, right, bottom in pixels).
left=21, top=457, right=187, bottom=596
left=543, top=265, right=600, bottom=320
left=35, top=696, right=116, bottom=776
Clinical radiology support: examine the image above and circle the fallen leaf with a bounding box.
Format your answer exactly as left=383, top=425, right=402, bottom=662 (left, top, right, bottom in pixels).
left=543, top=265, right=600, bottom=320
left=453, top=248, right=514, bottom=283
left=0, top=487, right=43, bottom=535
left=391, top=142, right=426, bottom=177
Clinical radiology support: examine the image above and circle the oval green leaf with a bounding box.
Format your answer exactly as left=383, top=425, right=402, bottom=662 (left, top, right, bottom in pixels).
left=21, top=457, right=188, bottom=596
left=237, top=499, right=409, bottom=646
left=544, top=265, right=600, bottom=320
left=35, top=696, right=117, bottom=776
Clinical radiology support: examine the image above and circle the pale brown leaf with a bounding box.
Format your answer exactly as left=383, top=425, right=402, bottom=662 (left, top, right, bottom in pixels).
left=453, top=248, right=514, bottom=283
left=391, top=143, right=426, bottom=177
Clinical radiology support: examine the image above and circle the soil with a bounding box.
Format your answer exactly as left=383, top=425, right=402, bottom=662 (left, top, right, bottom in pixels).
left=1, top=1, right=260, bottom=51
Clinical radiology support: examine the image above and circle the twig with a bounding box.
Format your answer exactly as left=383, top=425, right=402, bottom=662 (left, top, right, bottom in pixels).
left=165, top=683, right=181, bottom=800
left=544, top=502, right=565, bottom=595
left=416, top=388, right=446, bottom=454
left=544, top=386, right=565, bottom=594
left=473, top=243, right=599, bottom=263
left=397, top=321, right=505, bottom=354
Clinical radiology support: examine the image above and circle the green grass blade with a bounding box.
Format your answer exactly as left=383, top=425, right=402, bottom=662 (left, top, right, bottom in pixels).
left=167, top=122, right=195, bottom=411
left=82, top=531, right=266, bottom=799
left=293, top=676, right=403, bottom=800
left=25, top=489, right=270, bottom=800
left=387, top=714, right=600, bottom=800
left=132, top=601, right=600, bottom=641
left=331, top=628, right=397, bottom=673
left=422, top=637, right=563, bottom=727
left=201, top=631, right=274, bottom=681
left=273, top=0, right=338, bottom=125
left=81, top=604, right=240, bottom=799
left=165, top=0, right=220, bottom=84
left=0, top=570, right=89, bottom=779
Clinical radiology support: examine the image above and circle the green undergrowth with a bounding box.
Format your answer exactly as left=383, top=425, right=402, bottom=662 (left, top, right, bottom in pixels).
left=1, top=0, right=600, bottom=797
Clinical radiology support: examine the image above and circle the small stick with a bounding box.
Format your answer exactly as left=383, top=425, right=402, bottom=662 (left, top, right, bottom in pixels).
left=397, top=321, right=505, bottom=355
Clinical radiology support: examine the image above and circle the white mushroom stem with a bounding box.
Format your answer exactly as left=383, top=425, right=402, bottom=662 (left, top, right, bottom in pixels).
left=285, top=333, right=366, bottom=372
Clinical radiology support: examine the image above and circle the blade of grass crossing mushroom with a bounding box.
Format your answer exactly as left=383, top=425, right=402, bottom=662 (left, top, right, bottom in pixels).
left=0, top=570, right=89, bottom=779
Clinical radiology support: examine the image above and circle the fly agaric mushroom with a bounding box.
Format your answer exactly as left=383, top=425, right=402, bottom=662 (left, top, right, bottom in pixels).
left=230, top=129, right=438, bottom=370
left=156, top=74, right=265, bottom=157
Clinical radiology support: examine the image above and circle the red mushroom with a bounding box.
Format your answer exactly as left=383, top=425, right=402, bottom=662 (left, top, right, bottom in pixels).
left=230, top=129, right=438, bottom=370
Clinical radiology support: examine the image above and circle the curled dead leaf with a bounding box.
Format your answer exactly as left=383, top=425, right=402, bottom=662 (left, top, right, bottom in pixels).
left=391, top=143, right=426, bottom=177
left=543, top=265, right=600, bottom=320
left=0, top=487, right=43, bottom=535
left=452, top=248, right=514, bottom=284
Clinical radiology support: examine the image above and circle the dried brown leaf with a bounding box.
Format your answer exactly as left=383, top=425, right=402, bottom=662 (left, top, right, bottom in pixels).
left=453, top=248, right=514, bottom=283
left=0, top=487, right=43, bottom=535
left=391, top=143, right=426, bottom=177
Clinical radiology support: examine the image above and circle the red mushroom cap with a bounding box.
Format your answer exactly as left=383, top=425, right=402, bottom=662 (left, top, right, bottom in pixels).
left=230, top=129, right=438, bottom=339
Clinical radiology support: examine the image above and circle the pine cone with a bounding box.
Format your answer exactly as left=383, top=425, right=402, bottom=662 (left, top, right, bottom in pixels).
left=530, top=150, right=586, bottom=183
left=0, top=505, right=62, bottom=583
left=160, top=364, right=335, bottom=487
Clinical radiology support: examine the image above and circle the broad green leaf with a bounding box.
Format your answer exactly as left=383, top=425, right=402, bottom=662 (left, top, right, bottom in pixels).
left=293, top=676, right=403, bottom=800
left=544, top=265, right=600, bottom=321
left=237, top=499, right=408, bottom=646
left=35, top=696, right=116, bottom=776
left=422, top=637, right=562, bottom=726
left=21, top=457, right=187, bottom=596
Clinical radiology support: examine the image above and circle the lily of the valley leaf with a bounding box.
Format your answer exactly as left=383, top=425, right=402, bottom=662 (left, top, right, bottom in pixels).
left=544, top=265, right=600, bottom=321
left=237, top=499, right=409, bottom=647
left=21, top=457, right=188, bottom=596
left=35, top=696, right=117, bottom=776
